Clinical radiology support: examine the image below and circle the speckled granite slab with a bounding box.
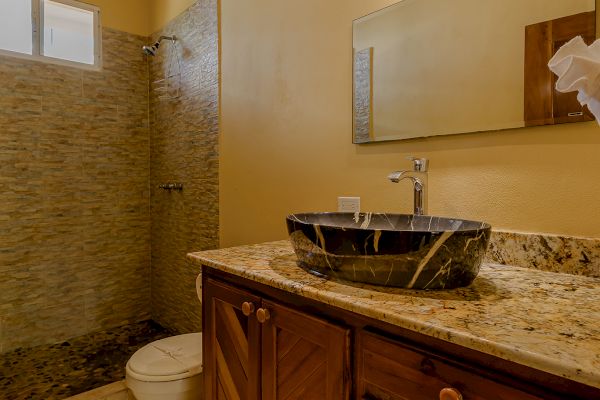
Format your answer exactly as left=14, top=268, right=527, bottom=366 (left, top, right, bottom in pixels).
left=188, top=241, right=600, bottom=389
left=487, top=231, right=600, bottom=278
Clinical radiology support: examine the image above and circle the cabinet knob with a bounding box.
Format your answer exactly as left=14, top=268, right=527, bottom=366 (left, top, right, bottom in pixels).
left=241, top=302, right=255, bottom=316
left=256, top=308, right=271, bottom=323
left=439, top=388, right=463, bottom=400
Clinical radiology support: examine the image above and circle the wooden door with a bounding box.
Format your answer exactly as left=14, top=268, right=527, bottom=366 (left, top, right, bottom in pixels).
left=260, top=300, right=351, bottom=400
left=524, top=11, right=596, bottom=126
left=356, top=331, right=544, bottom=400
left=204, top=278, right=262, bottom=400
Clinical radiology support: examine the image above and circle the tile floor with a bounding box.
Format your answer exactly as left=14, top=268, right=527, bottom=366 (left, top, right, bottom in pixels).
left=0, top=320, right=172, bottom=400
left=64, top=381, right=131, bottom=400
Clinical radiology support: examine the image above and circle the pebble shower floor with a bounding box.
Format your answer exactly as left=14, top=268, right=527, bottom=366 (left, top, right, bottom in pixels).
left=0, top=320, right=172, bottom=400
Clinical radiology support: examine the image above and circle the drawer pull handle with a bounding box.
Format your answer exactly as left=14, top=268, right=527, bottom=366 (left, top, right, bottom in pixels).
left=439, top=388, right=463, bottom=400
left=420, top=358, right=435, bottom=374
left=256, top=308, right=271, bottom=323
left=241, top=302, right=255, bottom=316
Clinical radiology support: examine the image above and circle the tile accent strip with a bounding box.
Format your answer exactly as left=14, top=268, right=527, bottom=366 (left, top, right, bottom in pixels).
left=486, top=230, right=600, bottom=278
left=353, top=47, right=373, bottom=143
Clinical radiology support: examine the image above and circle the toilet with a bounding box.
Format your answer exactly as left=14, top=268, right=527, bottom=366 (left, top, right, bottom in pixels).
left=126, top=274, right=204, bottom=400
left=126, top=332, right=203, bottom=400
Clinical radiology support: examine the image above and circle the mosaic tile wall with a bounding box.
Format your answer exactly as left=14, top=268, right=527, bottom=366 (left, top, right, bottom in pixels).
left=149, top=0, right=219, bottom=334
left=0, top=28, right=152, bottom=353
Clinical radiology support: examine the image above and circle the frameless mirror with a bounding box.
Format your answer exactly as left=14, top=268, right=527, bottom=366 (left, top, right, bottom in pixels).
left=353, top=0, right=596, bottom=143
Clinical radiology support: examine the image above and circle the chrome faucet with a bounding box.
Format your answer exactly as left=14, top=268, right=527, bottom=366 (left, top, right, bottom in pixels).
left=388, top=157, right=429, bottom=215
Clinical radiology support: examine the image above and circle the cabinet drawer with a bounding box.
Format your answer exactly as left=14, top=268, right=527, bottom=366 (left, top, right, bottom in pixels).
left=356, top=331, right=544, bottom=400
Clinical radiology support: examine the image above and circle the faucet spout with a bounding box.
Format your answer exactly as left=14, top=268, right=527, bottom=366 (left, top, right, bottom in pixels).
left=388, top=157, right=429, bottom=215
left=387, top=170, right=420, bottom=183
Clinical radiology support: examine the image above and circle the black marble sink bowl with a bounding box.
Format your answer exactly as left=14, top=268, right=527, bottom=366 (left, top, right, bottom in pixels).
left=286, top=213, right=491, bottom=290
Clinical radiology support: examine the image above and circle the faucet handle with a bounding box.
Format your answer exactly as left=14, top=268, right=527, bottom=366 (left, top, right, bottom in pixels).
left=406, top=156, right=429, bottom=172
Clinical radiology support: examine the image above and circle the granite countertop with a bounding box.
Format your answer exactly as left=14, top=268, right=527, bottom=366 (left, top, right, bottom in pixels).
left=188, top=240, right=600, bottom=389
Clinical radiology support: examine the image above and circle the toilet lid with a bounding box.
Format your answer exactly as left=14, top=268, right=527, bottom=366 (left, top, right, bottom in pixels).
left=128, top=333, right=203, bottom=379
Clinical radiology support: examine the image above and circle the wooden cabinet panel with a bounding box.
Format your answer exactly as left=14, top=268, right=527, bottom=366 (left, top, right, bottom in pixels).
left=261, top=300, right=351, bottom=400
left=204, top=278, right=262, bottom=400
left=356, top=332, right=544, bottom=400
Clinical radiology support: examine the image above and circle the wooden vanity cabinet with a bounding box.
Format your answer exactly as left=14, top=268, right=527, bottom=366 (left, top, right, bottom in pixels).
left=261, top=300, right=351, bottom=400
left=356, top=331, right=543, bottom=400
left=204, top=277, right=262, bottom=400
left=204, top=277, right=351, bottom=400
left=202, top=269, right=599, bottom=400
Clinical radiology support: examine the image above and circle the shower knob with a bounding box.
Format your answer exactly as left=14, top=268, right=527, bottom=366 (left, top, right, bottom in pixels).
left=158, top=183, right=183, bottom=191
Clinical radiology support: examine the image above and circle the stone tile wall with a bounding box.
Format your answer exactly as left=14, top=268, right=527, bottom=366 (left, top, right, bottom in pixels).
left=0, top=28, right=152, bottom=352
left=149, top=0, right=219, bottom=333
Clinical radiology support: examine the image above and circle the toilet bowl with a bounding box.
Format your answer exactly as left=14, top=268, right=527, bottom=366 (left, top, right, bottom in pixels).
left=126, top=332, right=203, bottom=400
left=127, top=274, right=205, bottom=400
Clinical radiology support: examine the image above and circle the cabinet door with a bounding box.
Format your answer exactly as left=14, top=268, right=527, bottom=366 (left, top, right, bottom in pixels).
left=260, top=300, right=351, bottom=400
left=204, top=278, right=262, bottom=400
left=357, top=331, right=544, bottom=400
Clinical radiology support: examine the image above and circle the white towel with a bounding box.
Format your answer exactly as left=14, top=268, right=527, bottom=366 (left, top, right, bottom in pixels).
left=548, top=36, right=600, bottom=125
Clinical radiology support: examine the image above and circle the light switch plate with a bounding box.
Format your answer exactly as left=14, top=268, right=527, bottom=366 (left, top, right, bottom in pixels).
left=338, top=197, right=360, bottom=213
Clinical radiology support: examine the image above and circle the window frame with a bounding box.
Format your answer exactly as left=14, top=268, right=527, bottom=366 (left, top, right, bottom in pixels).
left=0, top=0, right=102, bottom=70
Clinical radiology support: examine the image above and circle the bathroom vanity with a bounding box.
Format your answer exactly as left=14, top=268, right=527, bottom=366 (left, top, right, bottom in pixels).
left=188, top=241, right=600, bottom=400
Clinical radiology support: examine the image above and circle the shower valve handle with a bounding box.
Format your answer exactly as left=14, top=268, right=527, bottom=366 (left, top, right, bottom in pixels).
left=158, top=183, right=183, bottom=191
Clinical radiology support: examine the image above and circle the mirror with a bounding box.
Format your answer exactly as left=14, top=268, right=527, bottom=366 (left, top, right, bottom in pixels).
left=353, top=0, right=597, bottom=143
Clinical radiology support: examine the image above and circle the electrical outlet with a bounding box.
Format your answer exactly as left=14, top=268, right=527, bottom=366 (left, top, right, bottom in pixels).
left=338, top=197, right=360, bottom=213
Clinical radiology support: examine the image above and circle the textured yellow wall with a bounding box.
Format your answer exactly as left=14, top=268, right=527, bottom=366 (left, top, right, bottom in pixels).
left=87, top=0, right=150, bottom=36
left=86, top=0, right=196, bottom=36
left=220, top=0, right=600, bottom=247
left=150, top=0, right=197, bottom=34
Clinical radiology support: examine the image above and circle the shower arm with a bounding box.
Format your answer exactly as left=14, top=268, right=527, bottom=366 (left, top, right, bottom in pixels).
left=158, top=35, right=177, bottom=44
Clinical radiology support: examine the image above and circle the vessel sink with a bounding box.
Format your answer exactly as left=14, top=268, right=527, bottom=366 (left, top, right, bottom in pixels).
left=286, top=213, right=491, bottom=290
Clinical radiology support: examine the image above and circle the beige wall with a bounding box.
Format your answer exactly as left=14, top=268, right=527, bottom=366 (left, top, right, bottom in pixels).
left=87, top=0, right=150, bottom=36
left=220, top=0, right=600, bottom=248
left=150, top=0, right=197, bottom=34
left=86, top=0, right=196, bottom=36
left=353, top=0, right=594, bottom=140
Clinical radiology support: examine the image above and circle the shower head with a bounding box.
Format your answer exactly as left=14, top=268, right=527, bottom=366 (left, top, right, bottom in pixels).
left=142, top=43, right=159, bottom=56
left=142, top=35, right=177, bottom=56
